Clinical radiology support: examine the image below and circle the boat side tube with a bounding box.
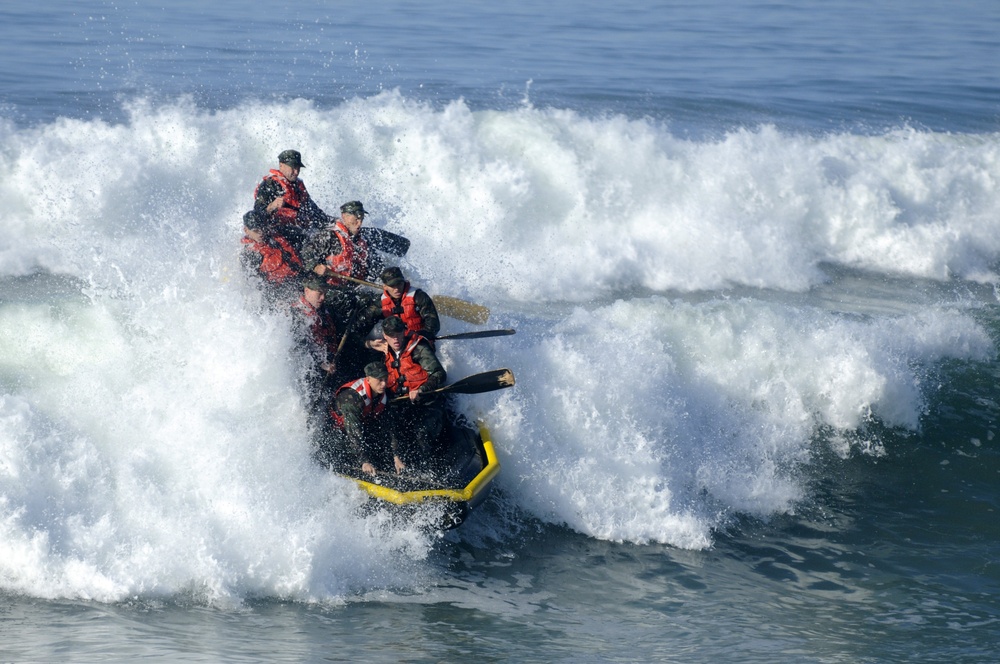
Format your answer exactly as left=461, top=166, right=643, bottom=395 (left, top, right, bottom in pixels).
left=349, top=422, right=499, bottom=507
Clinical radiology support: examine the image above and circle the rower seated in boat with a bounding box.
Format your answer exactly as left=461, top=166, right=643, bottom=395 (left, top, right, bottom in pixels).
left=366, top=315, right=447, bottom=474
left=354, top=266, right=441, bottom=341
left=319, top=361, right=392, bottom=475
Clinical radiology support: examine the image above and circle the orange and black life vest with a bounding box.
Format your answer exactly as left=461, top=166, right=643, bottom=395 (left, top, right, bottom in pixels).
left=241, top=233, right=303, bottom=283
left=256, top=170, right=309, bottom=226
left=385, top=334, right=430, bottom=395
left=243, top=171, right=312, bottom=283
left=322, top=221, right=370, bottom=286
left=380, top=283, right=424, bottom=334
left=292, top=296, right=338, bottom=356
left=330, top=378, right=387, bottom=428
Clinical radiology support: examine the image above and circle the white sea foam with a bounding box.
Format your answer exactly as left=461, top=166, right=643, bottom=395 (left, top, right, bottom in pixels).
left=0, top=290, right=444, bottom=603
left=0, top=94, right=996, bottom=600
left=489, top=297, right=992, bottom=545
left=2, top=93, right=1000, bottom=294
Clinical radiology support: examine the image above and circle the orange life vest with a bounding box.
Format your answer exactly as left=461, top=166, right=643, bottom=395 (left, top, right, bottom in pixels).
left=292, top=296, right=338, bottom=355
left=256, top=170, right=309, bottom=226
left=380, top=283, right=424, bottom=334
left=330, top=378, right=387, bottom=428
left=385, top=334, right=431, bottom=395
left=243, top=171, right=312, bottom=283
left=322, top=221, right=370, bottom=286
left=241, top=233, right=303, bottom=283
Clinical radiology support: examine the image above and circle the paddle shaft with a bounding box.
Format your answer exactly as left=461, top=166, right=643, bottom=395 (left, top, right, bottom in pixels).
left=330, top=273, right=382, bottom=290
left=334, top=307, right=361, bottom=357
left=390, top=368, right=515, bottom=403
left=434, top=329, right=515, bottom=341
left=327, top=273, right=490, bottom=325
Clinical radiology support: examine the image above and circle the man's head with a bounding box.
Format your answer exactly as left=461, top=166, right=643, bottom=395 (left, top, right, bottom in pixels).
left=381, top=266, right=406, bottom=296
left=339, top=200, right=367, bottom=235
left=340, top=200, right=366, bottom=217
left=381, top=315, right=407, bottom=351
left=278, top=149, right=305, bottom=168
left=302, top=275, right=326, bottom=306
left=364, top=361, right=389, bottom=394
left=277, top=150, right=304, bottom=181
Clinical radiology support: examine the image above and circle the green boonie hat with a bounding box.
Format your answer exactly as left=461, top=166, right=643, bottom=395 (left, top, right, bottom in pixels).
left=364, top=361, right=389, bottom=381
left=278, top=149, right=305, bottom=168
left=380, top=266, right=405, bottom=288
left=340, top=200, right=367, bottom=217
left=382, top=315, right=406, bottom=335
left=302, top=275, right=326, bottom=292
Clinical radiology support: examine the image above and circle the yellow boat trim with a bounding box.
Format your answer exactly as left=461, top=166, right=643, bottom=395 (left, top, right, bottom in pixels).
left=349, top=422, right=500, bottom=506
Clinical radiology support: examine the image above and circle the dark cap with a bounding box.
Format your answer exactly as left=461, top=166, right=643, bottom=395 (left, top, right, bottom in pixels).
left=340, top=200, right=367, bottom=217
left=278, top=149, right=305, bottom=168
left=382, top=315, right=406, bottom=335
left=380, top=266, right=405, bottom=288
left=364, top=361, right=389, bottom=381
left=302, top=275, right=326, bottom=292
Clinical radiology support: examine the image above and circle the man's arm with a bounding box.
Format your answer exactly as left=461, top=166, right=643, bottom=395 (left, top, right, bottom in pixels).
left=352, top=297, right=386, bottom=339
left=298, top=197, right=334, bottom=230
left=334, top=389, right=371, bottom=466
left=299, top=230, right=343, bottom=273
left=244, top=179, right=284, bottom=238
left=252, top=179, right=283, bottom=218
left=413, top=290, right=441, bottom=338
left=412, top=341, right=446, bottom=394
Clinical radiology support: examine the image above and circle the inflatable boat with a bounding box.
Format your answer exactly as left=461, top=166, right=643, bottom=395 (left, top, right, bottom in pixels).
left=343, top=414, right=499, bottom=529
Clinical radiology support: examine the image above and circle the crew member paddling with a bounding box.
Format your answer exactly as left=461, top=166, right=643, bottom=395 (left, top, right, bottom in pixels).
left=241, top=150, right=334, bottom=300
left=300, top=200, right=382, bottom=345
left=322, top=362, right=392, bottom=475
left=290, top=275, right=339, bottom=375
left=290, top=276, right=340, bottom=440
left=367, top=315, right=446, bottom=473
left=300, top=200, right=380, bottom=289
left=356, top=266, right=441, bottom=340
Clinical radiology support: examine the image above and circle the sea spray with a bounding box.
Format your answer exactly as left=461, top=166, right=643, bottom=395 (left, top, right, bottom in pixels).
left=2, top=95, right=999, bottom=296
left=0, top=94, right=997, bottom=603
left=488, top=297, right=993, bottom=545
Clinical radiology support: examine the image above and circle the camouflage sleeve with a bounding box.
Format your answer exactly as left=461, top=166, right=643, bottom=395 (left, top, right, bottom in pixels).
left=352, top=296, right=386, bottom=338
left=245, top=179, right=283, bottom=233
left=300, top=230, right=343, bottom=272
left=298, top=196, right=334, bottom=230
left=253, top=179, right=282, bottom=214
left=413, top=290, right=441, bottom=338
left=334, top=389, right=370, bottom=465
left=412, top=341, right=446, bottom=393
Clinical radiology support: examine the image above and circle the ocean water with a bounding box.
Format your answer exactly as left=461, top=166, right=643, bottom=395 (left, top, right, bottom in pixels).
left=1, top=1, right=999, bottom=661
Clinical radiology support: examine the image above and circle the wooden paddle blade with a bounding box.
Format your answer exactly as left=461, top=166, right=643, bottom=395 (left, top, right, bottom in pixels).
left=433, top=295, right=490, bottom=324
left=360, top=227, right=410, bottom=257
left=445, top=368, right=515, bottom=395
left=435, top=329, right=515, bottom=341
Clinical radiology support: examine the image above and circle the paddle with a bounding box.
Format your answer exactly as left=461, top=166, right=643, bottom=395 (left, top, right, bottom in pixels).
left=431, top=295, right=490, bottom=325
left=391, top=368, right=515, bottom=402
left=334, top=307, right=361, bottom=358
left=434, top=329, right=515, bottom=341
left=330, top=273, right=490, bottom=325
left=359, top=227, right=410, bottom=257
